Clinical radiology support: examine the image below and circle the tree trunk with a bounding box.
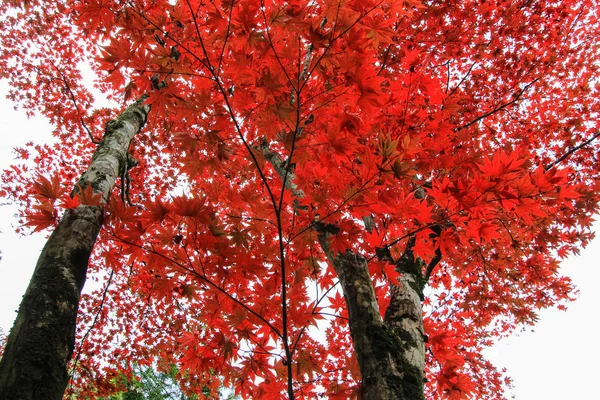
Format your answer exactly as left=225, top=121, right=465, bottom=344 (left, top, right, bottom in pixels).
left=0, top=98, right=150, bottom=400
left=317, top=226, right=425, bottom=400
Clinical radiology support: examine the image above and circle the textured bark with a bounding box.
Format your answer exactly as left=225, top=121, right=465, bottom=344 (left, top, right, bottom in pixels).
left=317, top=228, right=425, bottom=400
left=384, top=249, right=426, bottom=396
left=255, top=139, right=304, bottom=198
left=0, top=98, right=149, bottom=400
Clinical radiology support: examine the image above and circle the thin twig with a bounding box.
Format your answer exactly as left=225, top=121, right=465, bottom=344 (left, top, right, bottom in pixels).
left=544, top=131, right=600, bottom=170
left=111, top=231, right=283, bottom=338
left=456, top=78, right=538, bottom=131
left=51, top=64, right=99, bottom=144
left=67, top=269, right=115, bottom=384
left=447, top=62, right=476, bottom=98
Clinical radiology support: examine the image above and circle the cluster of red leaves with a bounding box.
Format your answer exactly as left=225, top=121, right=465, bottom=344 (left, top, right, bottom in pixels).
left=20, top=172, right=104, bottom=233
left=2, top=0, right=600, bottom=398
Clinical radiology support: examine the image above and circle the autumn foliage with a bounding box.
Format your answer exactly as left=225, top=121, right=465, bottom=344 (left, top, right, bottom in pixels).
left=1, top=0, right=600, bottom=398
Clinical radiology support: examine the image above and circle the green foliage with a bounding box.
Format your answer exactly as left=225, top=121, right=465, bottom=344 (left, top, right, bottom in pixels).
left=99, top=364, right=214, bottom=400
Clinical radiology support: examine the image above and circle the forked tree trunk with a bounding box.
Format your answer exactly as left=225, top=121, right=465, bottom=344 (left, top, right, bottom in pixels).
left=259, top=142, right=428, bottom=399
left=0, top=98, right=150, bottom=400
left=317, top=228, right=426, bottom=400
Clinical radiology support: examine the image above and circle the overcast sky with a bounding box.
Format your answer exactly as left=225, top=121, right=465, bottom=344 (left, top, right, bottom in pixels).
left=1, top=81, right=599, bottom=399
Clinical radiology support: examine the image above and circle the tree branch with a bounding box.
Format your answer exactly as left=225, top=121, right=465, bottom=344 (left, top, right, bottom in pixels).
left=67, top=270, right=114, bottom=387
left=255, top=139, right=305, bottom=199
left=544, top=131, right=600, bottom=170
left=456, top=79, right=538, bottom=131
left=50, top=64, right=99, bottom=144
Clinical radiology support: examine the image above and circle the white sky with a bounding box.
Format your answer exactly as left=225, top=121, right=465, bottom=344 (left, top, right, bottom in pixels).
left=1, top=81, right=599, bottom=399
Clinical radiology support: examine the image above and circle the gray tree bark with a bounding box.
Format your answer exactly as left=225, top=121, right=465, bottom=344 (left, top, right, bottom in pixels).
left=0, top=98, right=150, bottom=400
left=316, top=227, right=425, bottom=400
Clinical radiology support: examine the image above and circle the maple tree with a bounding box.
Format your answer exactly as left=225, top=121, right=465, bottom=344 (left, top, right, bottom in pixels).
left=0, top=96, right=149, bottom=400
left=1, top=0, right=600, bottom=399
